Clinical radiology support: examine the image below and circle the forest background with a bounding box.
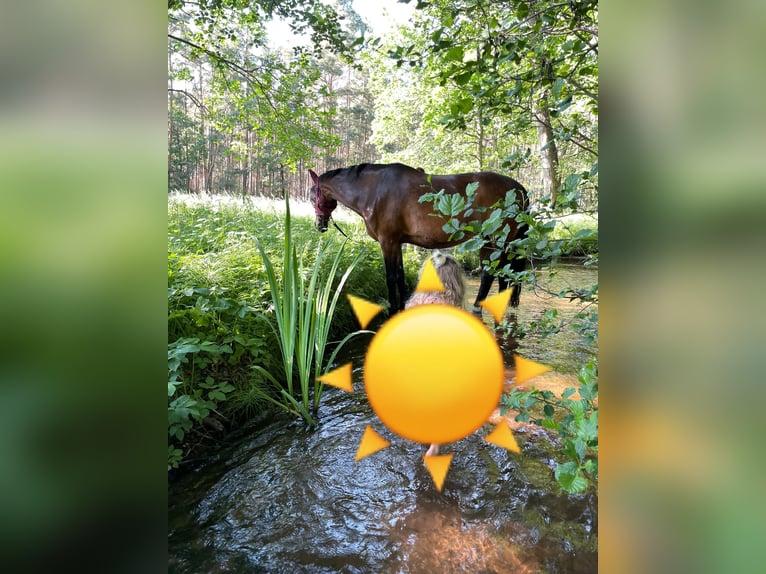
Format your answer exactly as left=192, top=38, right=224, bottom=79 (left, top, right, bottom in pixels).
left=168, top=0, right=598, bottom=216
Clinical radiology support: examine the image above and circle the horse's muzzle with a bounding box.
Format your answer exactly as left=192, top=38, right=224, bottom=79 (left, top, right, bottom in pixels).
left=316, top=215, right=329, bottom=232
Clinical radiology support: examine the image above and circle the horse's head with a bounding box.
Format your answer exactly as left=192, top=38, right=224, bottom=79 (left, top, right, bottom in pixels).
left=309, top=168, right=337, bottom=232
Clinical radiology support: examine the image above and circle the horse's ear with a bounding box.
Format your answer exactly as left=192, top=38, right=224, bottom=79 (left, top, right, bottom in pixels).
left=309, top=169, right=319, bottom=185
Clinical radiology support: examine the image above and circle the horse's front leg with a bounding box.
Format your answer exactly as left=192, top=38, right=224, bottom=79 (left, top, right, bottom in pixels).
left=395, top=249, right=407, bottom=312
left=381, top=240, right=405, bottom=312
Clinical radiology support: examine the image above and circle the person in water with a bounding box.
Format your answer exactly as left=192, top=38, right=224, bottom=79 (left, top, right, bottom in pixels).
left=404, top=249, right=466, bottom=457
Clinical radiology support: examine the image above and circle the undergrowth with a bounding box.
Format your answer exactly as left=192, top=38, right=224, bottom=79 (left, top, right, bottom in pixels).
left=168, top=194, right=419, bottom=470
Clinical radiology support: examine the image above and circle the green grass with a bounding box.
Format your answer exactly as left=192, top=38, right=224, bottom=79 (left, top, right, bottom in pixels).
left=550, top=213, right=598, bottom=257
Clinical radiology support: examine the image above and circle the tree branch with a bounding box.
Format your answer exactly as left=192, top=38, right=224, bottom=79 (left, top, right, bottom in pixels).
left=168, top=32, right=279, bottom=113
left=566, top=77, right=598, bottom=103
left=168, top=88, right=208, bottom=114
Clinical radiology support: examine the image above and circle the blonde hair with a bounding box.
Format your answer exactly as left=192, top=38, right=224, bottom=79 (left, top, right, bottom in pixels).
left=405, top=250, right=465, bottom=309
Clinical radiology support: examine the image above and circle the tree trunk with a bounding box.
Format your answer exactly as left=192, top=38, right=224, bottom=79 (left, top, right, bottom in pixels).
left=535, top=101, right=560, bottom=204
left=475, top=45, right=485, bottom=171
left=168, top=48, right=173, bottom=191
left=477, top=110, right=485, bottom=170
left=242, top=128, right=249, bottom=196
left=255, top=146, right=261, bottom=197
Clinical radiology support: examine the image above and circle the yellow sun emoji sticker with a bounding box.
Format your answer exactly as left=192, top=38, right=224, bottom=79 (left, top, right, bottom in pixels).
left=318, top=259, right=550, bottom=491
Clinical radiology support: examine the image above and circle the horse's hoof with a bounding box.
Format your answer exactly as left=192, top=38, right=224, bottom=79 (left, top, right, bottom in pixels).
left=471, top=305, right=483, bottom=315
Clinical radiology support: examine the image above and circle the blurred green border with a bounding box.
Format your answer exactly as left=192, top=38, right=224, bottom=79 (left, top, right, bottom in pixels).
left=1, top=0, right=765, bottom=571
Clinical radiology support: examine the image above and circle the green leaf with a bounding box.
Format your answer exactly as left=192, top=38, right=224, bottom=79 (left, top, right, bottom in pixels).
left=444, top=46, right=465, bottom=62
left=574, top=228, right=596, bottom=240
left=569, top=399, right=585, bottom=422
left=555, top=462, right=589, bottom=493
left=449, top=97, right=474, bottom=116
left=481, top=212, right=503, bottom=236
left=541, top=418, right=559, bottom=430
left=454, top=71, right=473, bottom=86
left=579, top=411, right=598, bottom=442
left=564, top=172, right=582, bottom=191
left=461, top=236, right=485, bottom=251
left=579, top=380, right=598, bottom=401
left=447, top=194, right=466, bottom=216
left=170, top=340, right=201, bottom=356
left=572, top=438, right=587, bottom=461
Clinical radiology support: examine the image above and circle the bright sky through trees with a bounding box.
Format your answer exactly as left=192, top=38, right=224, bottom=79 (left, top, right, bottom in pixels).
left=352, top=0, right=415, bottom=35
left=267, top=0, right=415, bottom=48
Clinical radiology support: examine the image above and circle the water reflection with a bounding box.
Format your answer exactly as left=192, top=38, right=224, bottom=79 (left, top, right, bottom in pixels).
left=466, top=264, right=598, bottom=373
left=170, top=387, right=596, bottom=573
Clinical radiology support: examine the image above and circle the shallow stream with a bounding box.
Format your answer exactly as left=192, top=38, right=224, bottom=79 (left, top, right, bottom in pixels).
left=169, top=264, right=598, bottom=573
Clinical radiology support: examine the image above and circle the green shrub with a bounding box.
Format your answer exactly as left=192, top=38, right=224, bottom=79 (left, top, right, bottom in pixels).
left=502, top=360, right=598, bottom=493
left=416, top=184, right=599, bottom=492
left=167, top=337, right=236, bottom=469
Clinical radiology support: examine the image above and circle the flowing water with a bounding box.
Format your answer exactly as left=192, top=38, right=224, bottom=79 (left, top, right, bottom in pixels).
left=466, top=263, right=598, bottom=373
left=169, top=264, right=598, bottom=573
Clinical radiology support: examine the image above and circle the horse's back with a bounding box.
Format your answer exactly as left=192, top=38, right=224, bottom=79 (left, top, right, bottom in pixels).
left=428, top=170, right=524, bottom=193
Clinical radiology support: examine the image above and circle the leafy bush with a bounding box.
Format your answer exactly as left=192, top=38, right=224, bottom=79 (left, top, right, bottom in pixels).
left=550, top=213, right=598, bottom=257
left=502, top=360, right=598, bottom=493
left=167, top=337, right=236, bottom=469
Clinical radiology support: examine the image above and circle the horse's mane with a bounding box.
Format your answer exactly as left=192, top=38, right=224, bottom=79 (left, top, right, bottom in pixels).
left=320, top=162, right=420, bottom=181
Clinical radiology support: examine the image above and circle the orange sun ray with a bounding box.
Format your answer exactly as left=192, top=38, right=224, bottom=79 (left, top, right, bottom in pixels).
left=355, top=425, right=391, bottom=461
left=415, top=258, right=446, bottom=293
left=484, top=422, right=521, bottom=453
left=347, top=294, right=384, bottom=329
left=423, top=453, right=454, bottom=492
left=317, top=362, right=354, bottom=393
left=479, top=288, right=512, bottom=322
left=514, top=355, right=551, bottom=385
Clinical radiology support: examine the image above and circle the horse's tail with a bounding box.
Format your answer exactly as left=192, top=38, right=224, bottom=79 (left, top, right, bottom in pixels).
left=509, top=221, right=529, bottom=308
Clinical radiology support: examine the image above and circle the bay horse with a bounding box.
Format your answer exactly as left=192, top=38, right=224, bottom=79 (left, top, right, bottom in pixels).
left=309, top=163, right=529, bottom=314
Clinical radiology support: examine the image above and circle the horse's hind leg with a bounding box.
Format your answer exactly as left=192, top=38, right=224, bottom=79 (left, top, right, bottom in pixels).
left=384, top=257, right=399, bottom=312
left=497, top=250, right=510, bottom=293
left=489, top=247, right=525, bottom=308
left=509, top=222, right=529, bottom=307
left=471, top=246, right=495, bottom=314
left=472, top=270, right=495, bottom=314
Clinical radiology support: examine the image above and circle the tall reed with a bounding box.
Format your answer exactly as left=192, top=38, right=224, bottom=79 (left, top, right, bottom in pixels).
left=252, top=195, right=366, bottom=424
